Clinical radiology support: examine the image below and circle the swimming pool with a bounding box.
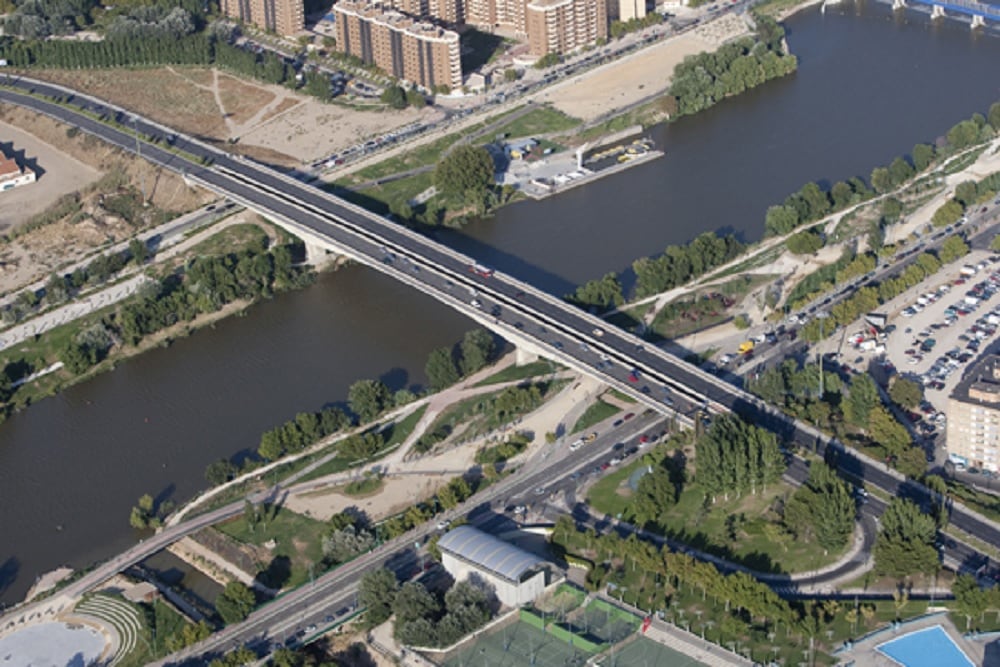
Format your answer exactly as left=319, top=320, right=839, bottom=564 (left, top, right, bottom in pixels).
left=876, top=625, right=975, bottom=667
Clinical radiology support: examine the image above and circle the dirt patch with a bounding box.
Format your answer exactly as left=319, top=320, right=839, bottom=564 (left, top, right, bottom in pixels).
left=30, top=68, right=228, bottom=140
left=286, top=473, right=452, bottom=522
left=0, top=118, right=101, bottom=229
left=0, top=105, right=213, bottom=295
left=259, top=97, right=301, bottom=124
left=217, top=73, right=276, bottom=126
left=540, top=19, right=750, bottom=122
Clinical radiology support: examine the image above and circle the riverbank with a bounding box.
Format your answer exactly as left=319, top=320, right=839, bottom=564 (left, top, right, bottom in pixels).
left=0, top=221, right=335, bottom=424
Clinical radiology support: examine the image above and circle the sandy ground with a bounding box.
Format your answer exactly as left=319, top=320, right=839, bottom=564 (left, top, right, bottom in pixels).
left=32, top=67, right=442, bottom=166
left=0, top=120, right=102, bottom=229
left=0, top=105, right=214, bottom=294
left=283, top=369, right=607, bottom=523
left=539, top=14, right=752, bottom=122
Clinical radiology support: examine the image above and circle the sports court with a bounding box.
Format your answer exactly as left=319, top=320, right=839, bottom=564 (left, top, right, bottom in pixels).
left=607, top=636, right=709, bottom=667
left=441, top=621, right=594, bottom=667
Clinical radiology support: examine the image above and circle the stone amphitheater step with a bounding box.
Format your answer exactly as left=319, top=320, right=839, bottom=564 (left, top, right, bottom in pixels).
left=76, top=595, right=142, bottom=665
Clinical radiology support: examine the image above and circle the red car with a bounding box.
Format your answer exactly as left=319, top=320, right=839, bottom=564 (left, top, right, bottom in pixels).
left=639, top=434, right=650, bottom=444
left=624, top=412, right=635, bottom=421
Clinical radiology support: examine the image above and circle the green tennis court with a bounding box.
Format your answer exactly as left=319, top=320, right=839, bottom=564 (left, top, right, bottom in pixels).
left=605, top=637, right=709, bottom=667
left=574, top=599, right=640, bottom=644
left=440, top=621, right=595, bottom=667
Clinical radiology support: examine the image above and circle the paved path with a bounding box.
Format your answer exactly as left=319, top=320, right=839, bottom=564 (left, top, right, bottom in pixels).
left=0, top=203, right=243, bottom=352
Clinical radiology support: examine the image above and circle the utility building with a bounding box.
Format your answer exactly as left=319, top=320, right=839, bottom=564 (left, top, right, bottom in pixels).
left=437, top=525, right=549, bottom=607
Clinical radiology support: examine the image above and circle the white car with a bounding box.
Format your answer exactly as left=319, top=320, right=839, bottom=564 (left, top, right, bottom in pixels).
left=569, top=439, right=584, bottom=451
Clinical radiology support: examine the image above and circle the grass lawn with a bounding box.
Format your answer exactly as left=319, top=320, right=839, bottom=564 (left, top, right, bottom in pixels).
left=215, top=504, right=327, bottom=589
left=572, top=399, right=620, bottom=433
left=475, top=360, right=558, bottom=386
left=179, top=223, right=268, bottom=259
left=341, top=474, right=384, bottom=497
left=587, top=460, right=642, bottom=518
left=608, top=389, right=637, bottom=404
left=98, top=597, right=191, bottom=667
left=588, top=460, right=844, bottom=575
left=338, top=171, right=435, bottom=214
left=648, top=275, right=776, bottom=340
left=494, top=106, right=581, bottom=138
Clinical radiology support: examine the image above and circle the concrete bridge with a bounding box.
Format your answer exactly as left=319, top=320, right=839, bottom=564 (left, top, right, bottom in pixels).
left=8, top=75, right=1000, bottom=631
left=886, top=0, right=1000, bottom=28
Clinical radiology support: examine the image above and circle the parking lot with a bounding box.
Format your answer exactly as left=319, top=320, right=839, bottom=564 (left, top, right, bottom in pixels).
left=835, top=249, right=1000, bottom=462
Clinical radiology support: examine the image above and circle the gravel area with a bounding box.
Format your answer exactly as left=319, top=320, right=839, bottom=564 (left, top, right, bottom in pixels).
left=0, top=621, right=107, bottom=665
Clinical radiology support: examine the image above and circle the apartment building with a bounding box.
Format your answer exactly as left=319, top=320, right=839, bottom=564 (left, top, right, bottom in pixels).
left=947, top=354, right=1000, bottom=472
left=334, top=1, right=462, bottom=90
left=618, top=0, right=646, bottom=21
left=525, top=0, right=607, bottom=55
left=221, top=0, right=304, bottom=36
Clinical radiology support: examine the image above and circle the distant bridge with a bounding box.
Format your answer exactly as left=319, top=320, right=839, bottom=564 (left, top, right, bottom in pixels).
left=879, top=0, right=1000, bottom=28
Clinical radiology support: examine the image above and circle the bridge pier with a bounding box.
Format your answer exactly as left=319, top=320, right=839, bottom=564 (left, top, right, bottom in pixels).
left=931, top=4, right=945, bottom=18
left=303, top=241, right=334, bottom=267
left=972, top=14, right=985, bottom=28
left=891, top=0, right=906, bottom=10
left=516, top=347, right=539, bottom=366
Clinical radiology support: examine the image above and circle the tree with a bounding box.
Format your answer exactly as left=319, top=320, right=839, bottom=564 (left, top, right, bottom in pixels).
left=889, top=377, right=923, bottom=411
left=844, top=374, right=879, bottom=428
left=881, top=197, right=903, bottom=222
left=912, top=143, right=935, bottom=171
left=215, top=581, right=256, bottom=624
left=888, top=157, right=914, bottom=186
left=566, top=272, right=624, bottom=312
left=359, top=568, right=398, bottom=625
left=874, top=498, right=939, bottom=578
left=405, top=88, right=426, bottom=108
left=764, top=204, right=799, bottom=236
left=393, top=581, right=440, bottom=627
left=460, top=329, right=495, bottom=376
left=868, top=407, right=911, bottom=457
left=695, top=413, right=785, bottom=501
left=434, top=145, right=495, bottom=208
left=205, top=458, right=238, bottom=485
left=129, top=238, right=149, bottom=266
left=784, top=461, right=855, bottom=552
left=939, top=235, right=970, bottom=264
left=380, top=85, right=407, bottom=109
left=870, top=166, right=893, bottom=194
left=932, top=199, right=965, bottom=228
left=348, top=379, right=391, bottom=423
left=208, top=647, right=258, bottom=667
left=425, top=346, right=459, bottom=391
left=955, top=180, right=978, bottom=207
left=953, top=574, right=989, bottom=630
left=787, top=229, right=824, bottom=255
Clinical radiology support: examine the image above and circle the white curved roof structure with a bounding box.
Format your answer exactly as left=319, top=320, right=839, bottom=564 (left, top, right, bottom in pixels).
left=437, top=525, right=544, bottom=583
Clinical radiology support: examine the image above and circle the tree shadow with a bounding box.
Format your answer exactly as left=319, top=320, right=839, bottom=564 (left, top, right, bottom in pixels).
left=255, top=554, right=291, bottom=592
left=0, top=557, right=19, bottom=597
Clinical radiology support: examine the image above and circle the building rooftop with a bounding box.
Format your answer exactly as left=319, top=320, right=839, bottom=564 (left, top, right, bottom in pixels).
left=951, top=354, right=1000, bottom=405
left=0, top=156, right=21, bottom=179
left=437, top=525, right=544, bottom=582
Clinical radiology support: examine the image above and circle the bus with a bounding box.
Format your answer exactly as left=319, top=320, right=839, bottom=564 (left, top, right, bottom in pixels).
left=469, top=263, right=495, bottom=278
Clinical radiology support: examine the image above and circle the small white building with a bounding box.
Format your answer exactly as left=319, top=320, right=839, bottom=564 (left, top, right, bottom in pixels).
left=438, top=525, right=549, bottom=608
left=0, top=155, right=36, bottom=192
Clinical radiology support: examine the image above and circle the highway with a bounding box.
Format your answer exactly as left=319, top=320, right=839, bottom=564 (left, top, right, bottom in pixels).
left=7, top=73, right=1000, bottom=556
left=155, top=413, right=664, bottom=665
left=6, top=76, right=1000, bottom=659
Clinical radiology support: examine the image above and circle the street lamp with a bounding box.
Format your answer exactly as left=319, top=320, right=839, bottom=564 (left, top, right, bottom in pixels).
left=131, top=116, right=148, bottom=207
left=816, top=311, right=829, bottom=397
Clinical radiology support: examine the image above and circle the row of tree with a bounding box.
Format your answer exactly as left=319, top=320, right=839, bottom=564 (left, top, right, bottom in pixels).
left=782, top=461, right=855, bottom=553
left=3, top=238, right=149, bottom=327
left=764, top=103, right=1000, bottom=240
left=695, top=413, right=786, bottom=501
left=669, top=16, right=797, bottom=118
left=360, top=569, right=493, bottom=647
left=567, top=232, right=745, bottom=313
left=749, top=361, right=925, bottom=478
left=798, top=238, right=968, bottom=342
left=425, top=328, right=497, bottom=390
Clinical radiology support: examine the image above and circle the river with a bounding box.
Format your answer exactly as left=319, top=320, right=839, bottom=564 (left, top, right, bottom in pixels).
left=3, top=0, right=1000, bottom=607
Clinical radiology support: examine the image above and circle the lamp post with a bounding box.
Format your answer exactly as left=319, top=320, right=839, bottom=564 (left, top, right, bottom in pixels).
left=816, top=311, right=829, bottom=397
left=131, top=116, right=148, bottom=207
